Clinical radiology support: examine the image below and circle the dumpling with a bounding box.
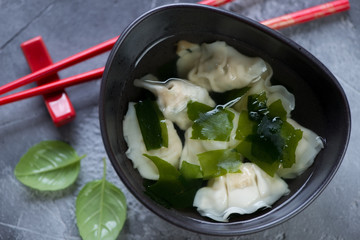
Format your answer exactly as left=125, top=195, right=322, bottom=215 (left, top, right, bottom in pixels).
left=123, top=102, right=182, bottom=180
left=180, top=128, right=206, bottom=166
left=277, top=119, right=324, bottom=179
left=233, top=67, right=295, bottom=116
left=193, top=163, right=289, bottom=222
left=180, top=108, right=240, bottom=167
left=134, top=77, right=215, bottom=130
left=176, top=40, right=201, bottom=76
left=177, top=41, right=269, bottom=93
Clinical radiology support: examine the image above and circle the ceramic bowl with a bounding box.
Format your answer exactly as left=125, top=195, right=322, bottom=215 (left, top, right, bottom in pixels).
left=99, top=3, right=351, bottom=236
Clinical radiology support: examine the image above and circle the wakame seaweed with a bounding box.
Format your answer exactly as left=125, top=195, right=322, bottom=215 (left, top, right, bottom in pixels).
left=236, top=92, right=303, bottom=176
left=135, top=100, right=168, bottom=151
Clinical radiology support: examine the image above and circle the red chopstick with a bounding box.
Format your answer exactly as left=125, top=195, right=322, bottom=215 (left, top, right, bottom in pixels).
left=198, top=0, right=233, bottom=7
left=0, top=67, right=104, bottom=105
left=0, top=0, right=233, bottom=96
left=0, top=0, right=350, bottom=106
left=0, top=36, right=118, bottom=95
left=261, top=0, right=350, bottom=30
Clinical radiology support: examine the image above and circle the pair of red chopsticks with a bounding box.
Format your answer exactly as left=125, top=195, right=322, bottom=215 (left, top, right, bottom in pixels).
left=0, top=0, right=350, bottom=109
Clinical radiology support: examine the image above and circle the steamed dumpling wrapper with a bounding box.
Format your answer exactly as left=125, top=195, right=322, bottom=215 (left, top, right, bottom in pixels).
left=232, top=66, right=295, bottom=116
left=177, top=41, right=269, bottom=92
left=277, top=119, right=324, bottom=178
left=123, top=102, right=182, bottom=180
left=134, top=77, right=215, bottom=130
left=193, top=163, right=289, bottom=222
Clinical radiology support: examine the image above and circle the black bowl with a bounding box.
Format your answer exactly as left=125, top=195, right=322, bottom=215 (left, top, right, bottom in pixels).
left=99, top=3, right=351, bottom=236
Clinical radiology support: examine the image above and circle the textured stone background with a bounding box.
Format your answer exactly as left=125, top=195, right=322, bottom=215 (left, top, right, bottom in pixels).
left=0, top=0, right=359, bottom=239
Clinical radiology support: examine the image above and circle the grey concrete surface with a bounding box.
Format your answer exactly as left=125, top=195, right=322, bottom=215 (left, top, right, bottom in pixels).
left=0, top=0, right=359, bottom=239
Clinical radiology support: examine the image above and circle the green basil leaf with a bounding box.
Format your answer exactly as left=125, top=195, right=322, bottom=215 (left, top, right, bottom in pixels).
left=76, top=158, right=127, bottom=240
left=188, top=101, right=235, bottom=141
left=14, top=140, right=85, bottom=191
left=135, top=100, right=168, bottom=151
left=144, top=154, right=202, bottom=209
left=197, top=149, right=242, bottom=179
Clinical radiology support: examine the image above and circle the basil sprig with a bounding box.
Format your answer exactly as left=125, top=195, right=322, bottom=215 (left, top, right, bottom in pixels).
left=14, top=141, right=127, bottom=239
left=76, top=158, right=127, bottom=240
left=14, top=140, right=85, bottom=191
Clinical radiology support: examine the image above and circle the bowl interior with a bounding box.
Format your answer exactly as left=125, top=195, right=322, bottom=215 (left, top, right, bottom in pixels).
left=99, top=4, right=350, bottom=236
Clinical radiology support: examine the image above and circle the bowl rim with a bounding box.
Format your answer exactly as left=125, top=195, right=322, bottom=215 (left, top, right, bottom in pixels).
left=99, top=3, right=351, bottom=236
